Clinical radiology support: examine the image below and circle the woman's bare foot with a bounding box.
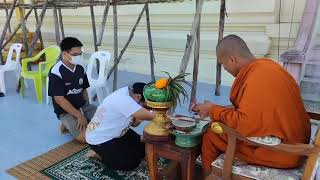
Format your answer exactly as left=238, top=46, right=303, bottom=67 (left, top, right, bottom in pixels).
left=85, top=150, right=102, bottom=160
left=60, top=123, right=70, bottom=134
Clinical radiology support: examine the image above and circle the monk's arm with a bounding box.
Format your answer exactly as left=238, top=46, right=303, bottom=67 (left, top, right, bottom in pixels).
left=209, top=85, right=264, bottom=136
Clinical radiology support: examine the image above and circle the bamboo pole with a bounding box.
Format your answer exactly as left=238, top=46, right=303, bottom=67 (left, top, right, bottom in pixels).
left=52, top=5, right=61, bottom=45
left=215, top=0, right=226, bottom=96
left=145, top=3, right=155, bottom=82
left=28, top=1, right=47, bottom=57
left=90, top=5, right=100, bottom=73
left=33, top=7, right=44, bottom=50
left=17, top=2, right=31, bottom=92
left=179, top=0, right=204, bottom=74
left=90, top=6, right=98, bottom=52
left=1, top=8, right=33, bottom=49
left=107, top=5, right=146, bottom=80
left=97, top=0, right=110, bottom=46
left=112, top=0, right=170, bottom=5
left=112, top=3, right=118, bottom=91
left=0, top=0, right=17, bottom=64
left=19, top=6, right=29, bottom=56
left=58, top=8, right=65, bottom=39
left=190, top=0, right=201, bottom=109
left=4, top=0, right=12, bottom=33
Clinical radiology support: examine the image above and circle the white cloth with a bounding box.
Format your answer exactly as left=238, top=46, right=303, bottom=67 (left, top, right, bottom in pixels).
left=85, top=87, right=142, bottom=145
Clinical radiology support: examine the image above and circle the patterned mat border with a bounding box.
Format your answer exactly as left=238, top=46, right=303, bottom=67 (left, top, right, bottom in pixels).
left=6, top=141, right=87, bottom=180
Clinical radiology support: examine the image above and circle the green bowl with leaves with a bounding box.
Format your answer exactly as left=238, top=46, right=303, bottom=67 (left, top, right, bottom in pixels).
left=143, top=72, right=191, bottom=109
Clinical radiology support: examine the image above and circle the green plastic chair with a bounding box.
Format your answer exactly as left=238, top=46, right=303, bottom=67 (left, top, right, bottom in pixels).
left=20, top=45, right=61, bottom=103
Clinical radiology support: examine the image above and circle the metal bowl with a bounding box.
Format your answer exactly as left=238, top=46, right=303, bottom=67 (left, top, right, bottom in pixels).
left=171, top=117, right=196, bottom=133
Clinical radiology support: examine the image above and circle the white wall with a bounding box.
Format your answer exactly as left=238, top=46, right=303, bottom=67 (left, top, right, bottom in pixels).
left=0, top=0, right=308, bottom=85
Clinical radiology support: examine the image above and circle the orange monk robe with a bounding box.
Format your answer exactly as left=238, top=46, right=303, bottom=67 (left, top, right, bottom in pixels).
left=202, top=59, right=310, bottom=170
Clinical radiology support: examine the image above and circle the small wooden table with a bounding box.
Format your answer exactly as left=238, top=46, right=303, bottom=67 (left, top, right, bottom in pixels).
left=143, top=135, right=201, bottom=180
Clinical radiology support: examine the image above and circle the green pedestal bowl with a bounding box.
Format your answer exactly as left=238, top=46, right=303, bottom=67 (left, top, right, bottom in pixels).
left=171, top=120, right=210, bottom=148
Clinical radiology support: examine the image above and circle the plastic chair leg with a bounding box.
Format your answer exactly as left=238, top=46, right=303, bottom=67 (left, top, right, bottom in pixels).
left=0, top=71, right=6, bottom=94
left=34, top=78, right=43, bottom=103
left=46, top=76, right=49, bottom=105
left=20, top=77, right=25, bottom=97
left=42, top=77, right=47, bottom=92
left=15, top=68, right=26, bottom=88
left=87, top=88, right=93, bottom=104
left=96, top=87, right=105, bottom=104
left=105, top=85, right=110, bottom=96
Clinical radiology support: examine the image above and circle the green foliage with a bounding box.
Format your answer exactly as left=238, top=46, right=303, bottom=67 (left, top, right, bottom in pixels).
left=143, top=72, right=191, bottom=108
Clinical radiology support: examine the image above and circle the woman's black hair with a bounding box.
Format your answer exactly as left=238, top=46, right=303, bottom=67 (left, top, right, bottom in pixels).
left=132, top=82, right=146, bottom=102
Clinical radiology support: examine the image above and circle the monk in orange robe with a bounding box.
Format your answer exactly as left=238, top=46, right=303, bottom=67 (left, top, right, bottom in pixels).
left=193, top=34, right=311, bottom=178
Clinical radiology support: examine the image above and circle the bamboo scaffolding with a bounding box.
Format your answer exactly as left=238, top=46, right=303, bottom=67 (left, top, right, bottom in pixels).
left=0, top=0, right=220, bottom=104
left=190, top=0, right=201, bottom=108
left=52, top=5, right=61, bottom=45
left=215, top=0, right=226, bottom=96
left=97, top=0, right=110, bottom=46
left=4, top=0, right=12, bottom=33
left=33, top=6, right=44, bottom=49
left=18, top=6, right=30, bottom=57
left=0, top=0, right=17, bottom=64
left=112, top=3, right=118, bottom=91
left=107, top=5, right=146, bottom=80
left=1, top=8, right=33, bottom=49
left=145, top=3, right=155, bottom=82
left=58, top=8, right=65, bottom=39
left=27, top=0, right=47, bottom=57
left=178, top=0, right=204, bottom=74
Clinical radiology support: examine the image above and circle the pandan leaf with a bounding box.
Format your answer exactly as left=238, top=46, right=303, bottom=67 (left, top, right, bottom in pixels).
left=169, top=87, right=181, bottom=108
left=162, top=71, right=172, bottom=80
left=169, top=88, right=178, bottom=109
left=174, top=79, right=192, bottom=87
left=171, top=73, right=190, bottom=81
left=165, top=85, right=171, bottom=102
left=171, top=84, right=188, bottom=103
left=171, top=83, right=188, bottom=102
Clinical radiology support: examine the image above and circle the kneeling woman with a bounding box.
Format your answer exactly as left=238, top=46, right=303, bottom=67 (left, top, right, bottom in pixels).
left=85, top=82, right=155, bottom=171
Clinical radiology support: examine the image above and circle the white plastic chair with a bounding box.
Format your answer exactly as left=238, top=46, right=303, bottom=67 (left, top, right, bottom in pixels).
left=0, top=43, right=23, bottom=94
left=87, top=51, right=111, bottom=104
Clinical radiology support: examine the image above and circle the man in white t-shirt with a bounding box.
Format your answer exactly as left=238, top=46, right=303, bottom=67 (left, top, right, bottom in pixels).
left=85, top=82, right=155, bottom=171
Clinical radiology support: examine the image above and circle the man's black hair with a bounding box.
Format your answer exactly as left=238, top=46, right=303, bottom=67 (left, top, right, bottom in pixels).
left=60, top=37, right=83, bottom=52
left=132, top=82, right=146, bottom=102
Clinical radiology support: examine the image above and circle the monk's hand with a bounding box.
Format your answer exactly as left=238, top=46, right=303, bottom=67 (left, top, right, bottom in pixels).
left=193, top=101, right=215, bottom=119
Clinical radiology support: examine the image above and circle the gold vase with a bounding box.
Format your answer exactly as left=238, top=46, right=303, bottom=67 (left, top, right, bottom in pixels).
left=144, top=100, right=172, bottom=137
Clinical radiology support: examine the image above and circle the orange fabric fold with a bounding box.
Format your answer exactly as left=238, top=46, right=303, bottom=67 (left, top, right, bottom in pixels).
left=202, top=59, right=310, bottom=170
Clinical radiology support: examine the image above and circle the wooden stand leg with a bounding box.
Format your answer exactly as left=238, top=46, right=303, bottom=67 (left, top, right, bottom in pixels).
left=181, top=156, right=194, bottom=180
left=145, top=143, right=159, bottom=180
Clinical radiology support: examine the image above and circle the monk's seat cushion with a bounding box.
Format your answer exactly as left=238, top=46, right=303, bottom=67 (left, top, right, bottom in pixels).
left=195, top=124, right=319, bottom=179
left=210, top=154, right=303, bottom=180
left=195, top=154, right=303, bottom=180
left=195, top=136, right=306, bottom=179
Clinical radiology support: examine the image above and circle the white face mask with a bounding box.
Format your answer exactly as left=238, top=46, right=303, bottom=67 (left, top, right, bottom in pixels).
left=70, top=55, right=82, bottom=65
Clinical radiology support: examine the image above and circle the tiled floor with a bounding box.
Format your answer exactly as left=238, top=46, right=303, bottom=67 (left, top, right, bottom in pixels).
left=0, top=70, right=231, bottom=179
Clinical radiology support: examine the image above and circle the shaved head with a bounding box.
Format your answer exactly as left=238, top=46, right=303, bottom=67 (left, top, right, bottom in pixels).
left=216, top=35, right=253, bottom=59
left=215, top=34, right=255, bottom=77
